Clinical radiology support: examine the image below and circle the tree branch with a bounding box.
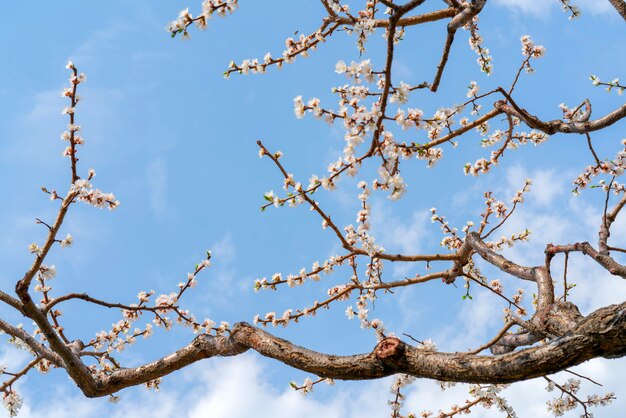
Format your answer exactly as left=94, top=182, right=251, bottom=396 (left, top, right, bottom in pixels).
left=495, top=98, right=626, bottom=135
left=608, top=0, right=626, bottom=21
left=82, top=302, right=626, bottom=397
left=430, top=0, right=486, bottom=92
left=546, top=242, right=626, bottom=279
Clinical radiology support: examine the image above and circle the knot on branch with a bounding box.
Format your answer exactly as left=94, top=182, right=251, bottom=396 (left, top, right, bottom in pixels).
left=374, top=337, right=407, bottom=370
left=443, top=270, right=458, bottom=285
left=374, top=337, right=402, bottom=359
left=67, top=339, right=85, bottom=355
left=545, top=301, right=583, bottom=336
left=192, top=324, right=250, bottom=357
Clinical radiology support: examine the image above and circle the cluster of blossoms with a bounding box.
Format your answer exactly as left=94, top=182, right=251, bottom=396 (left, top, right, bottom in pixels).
left=93, top=319, right=153, bottom=354
left=395, top=108, right=424, bottom=130
left=388, top=374, right=417, bottom=416
left=346, top=291, right=386, bottom=338
left=327, top=0, right=348, bottom=15
left=295, top=51, right=484, bottom=206
left=573, top=139, right=626, bottom=194
left=417, top=384, right=515, bottom=417
left=479, top=126, right=548, bottom=150
left=335, top=59, right=375, bottom=84
left=89, top=255, right=216, bottom=364
left=59, top=64, right=121, bottom=210
left=467, top=385, right=517, bottom=417
left=558, top=0, right=582, bottom=19
left=589, top=75, right=624, bottom=95
left=166, top=0, right=238, bottom=39
left=60, top=62, right=85, bottom=161
left=465, top=17, right=493, bottom=75
left=34, top=264, right=57, bottom=310
left=468, top=117, right=547, bottom=175
left=466, top=80, right=480, bottom=98
left=545, top=377, right=615, bottom=417
left=392, top=131, right=447, bottom=170
left=425, top=106, right=462, bottom=140
left=145, top=378, right=162, bottom=392
left=489, top=279, right=503, bottom=294
left=511, top=288, right=524, bottom=305
left=558, top=101, right=591, bottom=123
left=390, top=82, right=411, bottom=104
left=486, top=230, right=531, bottom=253
left=375, top=164, right=406, bottom=201
left=293, top=89, right=384, bottom=166
left=464, top=157, right=492, bottom=176
left=70, top=179, right=120, bottom=210
left=509, top=288, right=527, bottom=316
left=2, top=390, right=22, bottom=417
left=345, top=2, right=376, bottom=53
left=520, top=35, right=546, bottom=73
left=511, top=179, right=532, bottom=204
left=468, top=182, right=532, bottom=252
left=225, top=15, right=345, bottom=77
left=253, top=256, right=340, bottom=292
left=500, top=288, right=528, bottom=317
left=430, top=207, right=463, bottom=250
left=345, top=181, right=383, bottom=253
left=294, top=64, right=410, bottom=197
left=59, top=233, right=73, bottom=248
left=253, top=254, right=352, bottom=327
left=227, top=27, right=328, bottom=76
left=27, top=242, right=42, bottom=256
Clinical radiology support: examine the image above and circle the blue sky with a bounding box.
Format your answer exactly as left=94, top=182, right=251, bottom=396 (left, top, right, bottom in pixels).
left=0, top=1, right=625, bottom=417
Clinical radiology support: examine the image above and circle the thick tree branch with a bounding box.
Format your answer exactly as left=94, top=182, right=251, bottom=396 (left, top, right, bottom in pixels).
left=80, top=302, right=626, bottom=397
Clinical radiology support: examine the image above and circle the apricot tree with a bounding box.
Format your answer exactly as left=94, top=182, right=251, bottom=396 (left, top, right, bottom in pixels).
left=1, top=1, right=626, bottom=417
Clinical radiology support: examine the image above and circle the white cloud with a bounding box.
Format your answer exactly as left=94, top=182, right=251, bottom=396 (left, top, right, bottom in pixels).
left=185, top=355, right=341, bottom=418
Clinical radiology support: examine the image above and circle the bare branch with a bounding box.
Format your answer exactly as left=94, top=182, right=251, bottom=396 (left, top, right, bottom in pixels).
left=608, top=0, right=626, bottom=21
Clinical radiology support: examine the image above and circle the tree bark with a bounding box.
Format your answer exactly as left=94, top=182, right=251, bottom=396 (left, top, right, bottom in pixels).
left=80, top=301, right=626, bottom=397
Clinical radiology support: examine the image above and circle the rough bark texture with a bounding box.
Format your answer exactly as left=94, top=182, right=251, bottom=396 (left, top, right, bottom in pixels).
left=70, top=301, right=626, bottom=397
